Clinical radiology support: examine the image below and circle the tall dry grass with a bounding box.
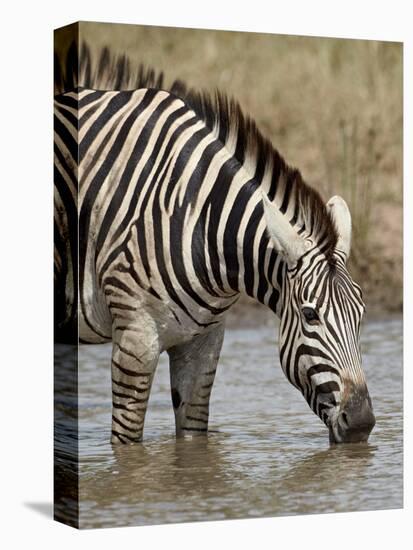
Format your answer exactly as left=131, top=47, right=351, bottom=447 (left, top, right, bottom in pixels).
left=56, top=22, right=403, bottom=313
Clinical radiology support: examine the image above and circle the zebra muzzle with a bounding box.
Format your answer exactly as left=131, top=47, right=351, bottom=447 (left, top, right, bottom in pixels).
left=330, top=391, right=376, bottom=444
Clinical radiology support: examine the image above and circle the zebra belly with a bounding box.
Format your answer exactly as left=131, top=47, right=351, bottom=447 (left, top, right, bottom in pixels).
left=135, top=292, right=222, bottom=351
left=80, top=262, right=223, bottom=350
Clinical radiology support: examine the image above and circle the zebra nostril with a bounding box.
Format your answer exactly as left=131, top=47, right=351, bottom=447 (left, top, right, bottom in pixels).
left=341, top=411, right=348, bottom=426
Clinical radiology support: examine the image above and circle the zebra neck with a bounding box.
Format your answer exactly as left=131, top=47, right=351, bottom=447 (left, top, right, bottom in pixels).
left=197, top=167, right=285, bottom=316
left=231, top=201, right=285, bottom=315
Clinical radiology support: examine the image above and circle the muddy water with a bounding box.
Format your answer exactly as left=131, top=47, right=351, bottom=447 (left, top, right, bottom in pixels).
left=77, top=316, right=402, bottom=528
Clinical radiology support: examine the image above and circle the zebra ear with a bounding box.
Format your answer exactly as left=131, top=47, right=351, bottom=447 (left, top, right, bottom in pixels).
left=326, top=195, right=352, bottom=260
left=262, top=193, right=310, bottom=267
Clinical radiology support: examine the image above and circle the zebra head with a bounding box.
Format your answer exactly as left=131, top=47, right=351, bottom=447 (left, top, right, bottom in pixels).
left=263, top=193, right=375, bottom=444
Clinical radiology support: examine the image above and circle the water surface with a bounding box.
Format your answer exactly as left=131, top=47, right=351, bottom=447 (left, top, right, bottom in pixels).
left=77, top=316, right=403, bottom=528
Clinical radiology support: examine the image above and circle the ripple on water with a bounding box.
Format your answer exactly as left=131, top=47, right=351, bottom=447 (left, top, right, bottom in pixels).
left=73, top=317, right=403, bottom=528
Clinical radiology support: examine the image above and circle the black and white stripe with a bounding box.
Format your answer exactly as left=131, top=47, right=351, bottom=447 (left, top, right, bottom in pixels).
left=54, top=45, right=375, bottom=444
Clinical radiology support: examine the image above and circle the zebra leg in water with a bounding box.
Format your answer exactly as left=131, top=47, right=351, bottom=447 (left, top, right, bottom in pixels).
left=110, top=321, right=160, bottom=444
left=168, top=323, right=225, bottom=437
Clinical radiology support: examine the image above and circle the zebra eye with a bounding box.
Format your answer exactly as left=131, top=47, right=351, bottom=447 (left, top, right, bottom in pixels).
left=302, top=306, right=320, bottom=325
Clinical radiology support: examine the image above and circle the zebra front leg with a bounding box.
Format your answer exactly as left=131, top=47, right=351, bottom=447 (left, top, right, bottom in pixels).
left=167, top=323, right=225, bottom=437
left=110, top=325, right=160, bottom=444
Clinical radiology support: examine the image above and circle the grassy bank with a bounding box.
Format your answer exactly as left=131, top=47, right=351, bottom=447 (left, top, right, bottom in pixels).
left=57, top=22, right=403, bottom=313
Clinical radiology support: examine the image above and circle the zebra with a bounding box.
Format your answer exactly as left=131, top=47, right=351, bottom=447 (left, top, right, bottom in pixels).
left=54, top=43, right=375, bottom=445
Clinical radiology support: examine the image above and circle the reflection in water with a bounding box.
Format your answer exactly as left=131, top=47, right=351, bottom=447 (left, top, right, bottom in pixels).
left=76, top=317, right=402, bottom=528
left=276, top=444, right=378, bottom=514
left=282, top=443, right=377, bottom=487
left=80, top=435, right=237, bottom=527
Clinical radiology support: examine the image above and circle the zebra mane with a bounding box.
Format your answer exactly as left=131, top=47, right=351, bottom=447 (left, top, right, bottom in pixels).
left=54, top=42, right=166, bottom=95
left=55, top=42, right=338, bottom=257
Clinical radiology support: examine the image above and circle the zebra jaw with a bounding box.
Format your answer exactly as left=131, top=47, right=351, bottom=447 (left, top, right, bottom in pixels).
left=326, top=411, right=347, bottom=444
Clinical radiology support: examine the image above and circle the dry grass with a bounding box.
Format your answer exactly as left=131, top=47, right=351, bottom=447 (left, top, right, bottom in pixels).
left=56, top=21, right=403, bottom=314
